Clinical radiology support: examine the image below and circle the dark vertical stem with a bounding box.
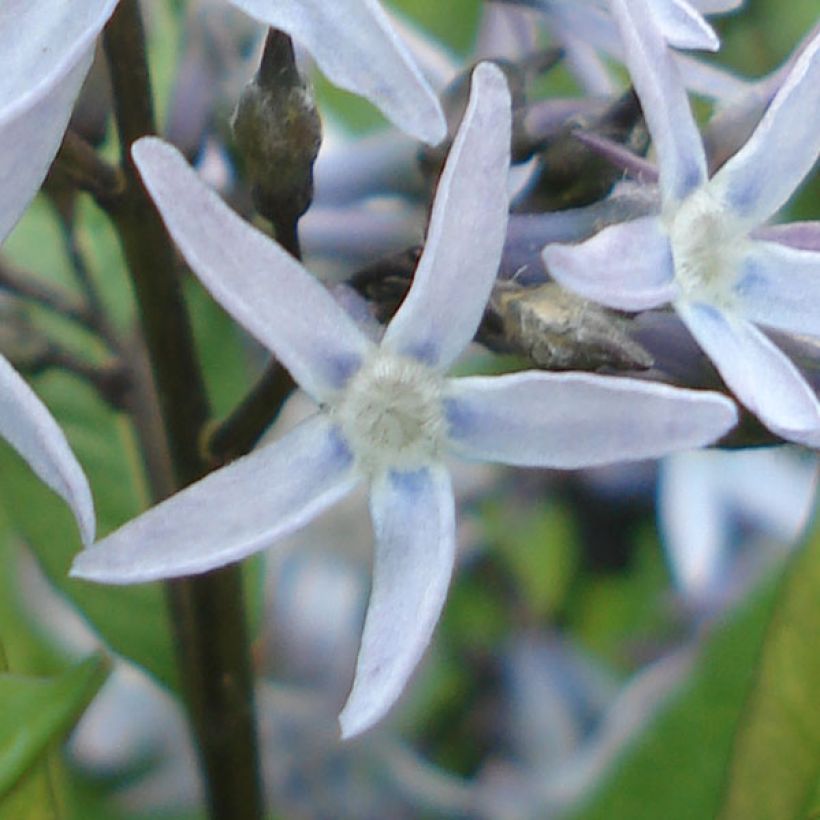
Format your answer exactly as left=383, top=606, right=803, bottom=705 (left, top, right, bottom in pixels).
left=102, top=3, right=264, bottom=818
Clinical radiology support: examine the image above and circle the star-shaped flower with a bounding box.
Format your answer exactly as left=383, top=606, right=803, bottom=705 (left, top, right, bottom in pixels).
left=492, top=0, right=746, bottom=97
left=4, top=0, right=444, bottom=225
left=544, top=0, right=820, bottom=445
left=72, top=63, right=737, bottom=737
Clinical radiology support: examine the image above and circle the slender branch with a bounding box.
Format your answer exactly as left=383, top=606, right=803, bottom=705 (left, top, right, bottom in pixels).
left=103, top=3, right=264, bottom=818
left=52, top=130, right=125, bottom=205
left=205, top=359, right=295, bottom=466
left=9, top=342, right=128, bottom=409
left=0, top=258, right=101, bottom=330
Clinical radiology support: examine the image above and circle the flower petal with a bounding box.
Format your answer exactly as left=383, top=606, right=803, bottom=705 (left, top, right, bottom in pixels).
left=709, top=29, right=820, bottom=225
left=732, top=240, right=820, bottom=337
left=652, top=0, right=719, bottom=52
left=543, top=216, right=677, bottom=311
left=381, top=62, right=511, bottom=369
left=132, top=138, right=373, bottom=403
left=0, top=0, right=118, bottom=242
left=754, top=222, right=820, bottom=253
left=71, top=415, right=358, bottom=584
left=610, top=0, right=707, bottom=204
left=658, top=451, right=728, bottom=599
left=444, top=371, right=737, bottom=468
left=339, top=466, right=455, bottom=738
left=677, top=301, right=820, bottom=443
left=224, top=0, right=446, bottom=144
left=0, top=354, right=94, bottom=544
left=692, top=0, right=742, bottom=12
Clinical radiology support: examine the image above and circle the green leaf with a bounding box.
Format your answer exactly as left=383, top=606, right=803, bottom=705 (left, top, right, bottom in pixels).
left=717, top=531, right=820, bottom=820
left=0, top=654, right=109, bottom=800
left=572, top=577, right=779, bottom=820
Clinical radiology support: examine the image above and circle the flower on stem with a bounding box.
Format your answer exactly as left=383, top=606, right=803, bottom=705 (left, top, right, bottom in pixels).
left=544, top=0, right=820, bottom=446
left=72, top=63, right=737, bottom=738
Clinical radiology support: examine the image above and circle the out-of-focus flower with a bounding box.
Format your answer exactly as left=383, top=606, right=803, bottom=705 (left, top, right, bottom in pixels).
left=659, top=447, right=818, bottom=605
left=493, top=0, right=748, bottom=98
left=72, top=63, right=736, bottom=738
left=544, top=0, right=820, bottom=445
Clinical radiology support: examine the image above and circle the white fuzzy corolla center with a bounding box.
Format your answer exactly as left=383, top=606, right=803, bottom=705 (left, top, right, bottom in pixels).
left=667, top=187, right=746, bottom=306
left=333, top=350, right=446, bottom=474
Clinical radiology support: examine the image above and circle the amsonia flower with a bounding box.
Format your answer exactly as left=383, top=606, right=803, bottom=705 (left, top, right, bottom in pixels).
left=72, top=64, right=737, bottom=737
left=5, top=0, right=444, bottom=215
left=659, top=447, right=817, bottom=604
left=492, top=0, right=747, bottom=98
left=544, top=0, right=820, bottom=446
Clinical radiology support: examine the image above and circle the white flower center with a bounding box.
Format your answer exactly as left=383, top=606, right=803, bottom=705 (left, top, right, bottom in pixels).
left=667, top=187, right=746, bottom=307
left=333, top=350, right=446, bottom=474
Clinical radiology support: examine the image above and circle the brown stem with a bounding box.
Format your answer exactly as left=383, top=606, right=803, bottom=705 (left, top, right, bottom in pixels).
left=103, top=3, right=264, bottom=818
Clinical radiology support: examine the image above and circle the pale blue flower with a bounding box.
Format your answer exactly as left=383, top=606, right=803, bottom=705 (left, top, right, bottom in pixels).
left=72, top=64, right=737, bottom=737
left=659, top=447, right=817, bottom=604
left=493, top=0, right=748, bottom=98
left=544, top=0, right=820, bottom=446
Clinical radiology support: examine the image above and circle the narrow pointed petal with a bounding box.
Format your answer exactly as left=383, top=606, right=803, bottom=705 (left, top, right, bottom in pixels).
left=339, top=466, right=455, bottom=738
left=678, top=301, right=820, bottom=443
left=71, top=416, right=358, bottom=584
left=653, top=0, right=720, bottom=52
left=0, top=355, right=94, bottom=544
left=444, top=371, right=737, bottom=468
left=543, top=216, right=677, bottom=311
left=754, top=222, right=820, bottom=253
left=224, top=0, right=446, bottom=144
left=692, top=0, right=742, bottom=12
left=709, top=30, right=820, bottom=224
left=0, top=0, right=118, bottom=242
left=610, top=0, right=707, bottom=204
left=132, top=138, right=373, bottom=403
left=382, top=63, right=511, bottom=369
left=658, top=451, right=727, bottom=599
left=732, top=240, right=820, bottom=337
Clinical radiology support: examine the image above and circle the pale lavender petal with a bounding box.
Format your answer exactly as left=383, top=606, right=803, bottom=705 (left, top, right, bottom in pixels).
left=382, top=63, right=511, bottom=369
left=673, top=52, right=750, bottom=102
left=691, top=0, right=742, bottom=12
left=0, top=355, right=94, bottom=544
left=754, top=222, right=820, bottom=253
left=132, top=138, right=373, bottom=403
left=224, top=0, right=446, bottom=144
left=339, top=466, right=455, bottom=738
left=475, top=2, right=539, bottom=62
left=652, top=0, right=719, bottom=52
left=543, top=216, right=677, bottom=311
left=709, top=30, right=820, bottom=225
left=732, top=240, right=820, bottom=337
left=610, top=0, right=707, bottom=204
left=0, top=0, right=118, bottom=242
left=444, top=371, right=737, bottom=468
left=71, top=415, right=359, bottom=584
left=658, top=451, right=728, bottom=598
left=677, top=301, right=820, bottom=442
left=573, top=130, right=660, bottom=183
